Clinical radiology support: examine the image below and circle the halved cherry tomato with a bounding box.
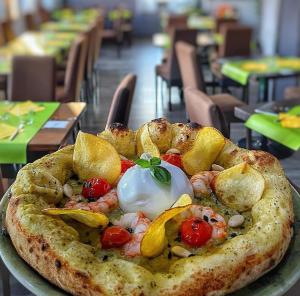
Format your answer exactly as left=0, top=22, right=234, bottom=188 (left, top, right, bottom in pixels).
left=101, top=226, right=131, bottom=249
left=121, top=159, right=135, bottom=174
left=162, top=153, right=182, bottom=169
left=181, top=217, right=212, bottom=247
left=82, top=177, right=111, bottom=200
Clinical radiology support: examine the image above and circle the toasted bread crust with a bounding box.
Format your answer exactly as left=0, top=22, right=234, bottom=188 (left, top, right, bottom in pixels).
left=6, top=123, right=293, bottom=296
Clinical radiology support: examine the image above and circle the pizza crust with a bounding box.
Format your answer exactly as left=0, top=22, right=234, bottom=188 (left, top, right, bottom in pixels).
left=5, top=125, right=293, bottom=296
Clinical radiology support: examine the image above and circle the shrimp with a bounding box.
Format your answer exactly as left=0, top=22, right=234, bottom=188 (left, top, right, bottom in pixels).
left=113, top=212, right=151, bottom=257
left=65, top=189, right=118, bottom=214
left=180, top=205, right=227, bottom=239
left=190, top=171, right=219, bottom=197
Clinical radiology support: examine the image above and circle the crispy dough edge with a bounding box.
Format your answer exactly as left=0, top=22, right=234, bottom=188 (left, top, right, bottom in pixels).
left=5, top=132, right=294, bottom=296
left=5, top=196, right=105, bottom=296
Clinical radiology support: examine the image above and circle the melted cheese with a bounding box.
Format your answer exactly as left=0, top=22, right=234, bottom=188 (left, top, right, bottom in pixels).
left=117, top=161, right=194, bottom=219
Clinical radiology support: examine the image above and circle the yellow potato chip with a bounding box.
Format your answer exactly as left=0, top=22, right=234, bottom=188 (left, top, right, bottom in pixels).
left=213, top=162, right=265, bottom=212
left=141, top=204, right=191, bottom=257
left=43, top=208, right=109, bottom=228
left=136, top=124, right=160, bottom=157
left=172, top=194, right=193, bottom=208
left=182, top=127, right=225, bottom=175
left=73, top=131, right=121, bottom=184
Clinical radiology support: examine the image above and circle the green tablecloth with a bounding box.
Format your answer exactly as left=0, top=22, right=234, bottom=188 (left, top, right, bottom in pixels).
left=41, top=22, right=90, bottom=33
left=245, top=106, right=300, bottom=150
left=221, top=57, right=300, bottom=85
left=0, top=102, right=60, bottom=164
left=187, top=15, right=215, bottom=30
left=52, top=8, right=99, bottom=23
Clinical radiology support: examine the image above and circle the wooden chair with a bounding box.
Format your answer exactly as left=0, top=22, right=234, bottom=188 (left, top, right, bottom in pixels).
left=155, top=28, right=197, bottom=111
left=215, top=17, right=238, bottom=33
left=24, top=13, right=38, bottom=31
left=56, top=35, right=88, bottom=102
left=8, top=56, right=56, bottom=101
left=284, top=86, right=300, bottom=100
left=106, top=73, right=137, bottom=129
left=184, top=87, right=230, bottom=138
left=165, top=14, right=188, bottom=34
left=0, top=19, right=16, bottom=42
left=218, top=24, right=252, bottom=58
left=210, top=24, right=253, bottom=102
left=175, top=41, right=245, bottom=128
left=102, top=18, right=123, bottom=58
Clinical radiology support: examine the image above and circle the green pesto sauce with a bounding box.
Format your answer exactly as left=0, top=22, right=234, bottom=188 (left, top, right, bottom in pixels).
left=61, top=179, right=253, bottom=274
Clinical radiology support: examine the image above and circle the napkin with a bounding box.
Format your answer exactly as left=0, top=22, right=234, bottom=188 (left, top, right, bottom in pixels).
left=279, top=113, right=300, bottom=128
left=0, top=123, right=17, bottom=140
left=9, top=101, right=45, bottom=116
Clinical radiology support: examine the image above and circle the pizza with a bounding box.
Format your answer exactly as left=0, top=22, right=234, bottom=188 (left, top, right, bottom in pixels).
left=5, top=119, right=293, bottom=296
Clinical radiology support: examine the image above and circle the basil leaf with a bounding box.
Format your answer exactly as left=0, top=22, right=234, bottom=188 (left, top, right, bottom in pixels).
left=150, top=157, right=161, bottom=166
left=135, top=159, right=150, bottom=168
left=150, top=166, right=171, bottom=185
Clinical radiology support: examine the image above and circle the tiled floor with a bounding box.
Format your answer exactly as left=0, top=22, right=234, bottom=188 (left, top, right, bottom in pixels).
left=2, top=38, right=300, bottom=295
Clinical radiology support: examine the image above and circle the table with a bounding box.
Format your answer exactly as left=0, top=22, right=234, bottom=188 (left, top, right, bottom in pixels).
left=234, top=98, right=300, bottom=149
left=187, top=15, right=215, bottom=31
left=52, top=8, right=100, bottom=23
left=221, top=57, right=300, bottom=102
left=152, top=32, right=222, bottom=49
left=1, top=102, right=86, bottom=178
left=41, top=21, right=90, bottom=33
left=0, top=31, right=76, bottom=75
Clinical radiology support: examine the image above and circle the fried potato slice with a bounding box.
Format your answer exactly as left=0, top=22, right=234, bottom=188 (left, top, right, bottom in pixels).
left=73, top=131, right=121, bottom=184
left=182, top=127, right=225, bottom=175
left=141, top=197, right=192, bottom=257
left=136, top=124, right=160, bottom=157
left=43, top=208, right=109, bottom=228
left=213, top=162, right=265, bottom=212
left=171, top=194, right=193, bottom=208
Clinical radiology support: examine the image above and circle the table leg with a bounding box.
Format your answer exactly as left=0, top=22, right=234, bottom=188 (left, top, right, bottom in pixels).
left=0, top=258, right=11, bottom=296
left=258, top=78, right=269, bottom=102
left=246, top=127, right=252, bottom=149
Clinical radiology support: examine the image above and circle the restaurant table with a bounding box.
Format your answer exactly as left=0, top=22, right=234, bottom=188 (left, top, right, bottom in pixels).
left=221, top=57, right=300, bottom=102
left=187, top=15, right=215, bottom=31
left=0, top=31, right=76, bottom=75
left=52, top=8, right=100, bottom=23
left=234, top=98, right=300, bottom=149
left=0, top=102, right=86, bottom=178
left=41, top=21, right=90, bottom=33
left=152, top=32, right=222, bottom=49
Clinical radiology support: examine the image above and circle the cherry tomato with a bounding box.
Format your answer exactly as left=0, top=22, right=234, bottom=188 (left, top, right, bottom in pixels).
left=101, top=226, right=131, bottom=249
left=121, top=159, right=135, bottom=174
left=82, top=177, right=111, bottom=200
left=181, top=217, right=212, bottom=247
left=161, top=154, right=182, bottom=169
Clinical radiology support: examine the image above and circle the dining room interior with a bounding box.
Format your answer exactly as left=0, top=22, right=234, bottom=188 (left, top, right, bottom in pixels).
left=1, top=0, right=300, bottom=295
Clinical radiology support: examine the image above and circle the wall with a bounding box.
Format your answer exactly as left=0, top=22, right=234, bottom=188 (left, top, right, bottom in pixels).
left=259, top=0, right=281, bottom=55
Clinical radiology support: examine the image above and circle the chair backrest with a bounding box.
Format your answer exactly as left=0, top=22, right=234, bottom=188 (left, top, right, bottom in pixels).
left=219, top=24, right=252, bottom=58
left=9, top=55, right=56, bottom=101
left=175, top=41, right=206, bottom=93
left=63, top=35, right=88, bottom=102
left=24, top=13, right=38, bottom=30
left=165, top=14, right=188, bottom=34
left=106, top=73, right=137, bottom=129
left=167, top=28, right=198, bottom=82
left=83, top=25, right=97, bottom=80
left=37, top=6, right=51, bottom=23
left=184, top=87, right=229, bottom=138
left=0, top=23, right=5, bottom=46
left=0, top=168, right=4, bottom=199
left=94, top=16, right=104, bottom=62
left=215, top=17, right=238, bottom=33
left=1, top=19, right=15, bottom=42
